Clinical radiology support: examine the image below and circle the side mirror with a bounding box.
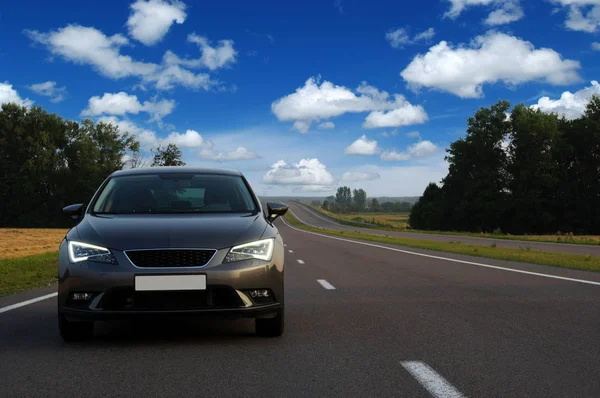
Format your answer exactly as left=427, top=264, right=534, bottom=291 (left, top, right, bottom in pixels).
left=266, top=202, right=288, bottom=222
left=63, top=203, right=84, bottom=222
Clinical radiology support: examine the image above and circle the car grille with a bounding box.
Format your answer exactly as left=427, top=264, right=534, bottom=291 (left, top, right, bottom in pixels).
left=125, top=249, right=216, bottom=268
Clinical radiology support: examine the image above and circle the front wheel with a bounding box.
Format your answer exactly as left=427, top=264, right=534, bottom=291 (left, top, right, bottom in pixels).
left=58, top=313, right=94, bottom=342
left=255, top=310, right=284, bottom=337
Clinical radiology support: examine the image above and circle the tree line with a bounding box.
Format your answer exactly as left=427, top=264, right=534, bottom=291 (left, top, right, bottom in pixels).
left=409, top=98, right=600, bottom=235
left=319, top=187, right=412, bottom=213
left=0, top=103, right=185, bottom=227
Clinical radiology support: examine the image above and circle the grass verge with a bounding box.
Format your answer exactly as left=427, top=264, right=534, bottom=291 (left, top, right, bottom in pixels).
left=0, top=251, right=58, bottom=297
left=284, top=212, right=600, bottom=273
left=306, top=204, right=600, bottom=246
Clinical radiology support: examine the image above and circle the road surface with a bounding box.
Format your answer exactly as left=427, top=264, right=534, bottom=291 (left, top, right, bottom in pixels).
left=1, top=217, right=599, bottom=397
left=289, top=201, right=600, bottom=256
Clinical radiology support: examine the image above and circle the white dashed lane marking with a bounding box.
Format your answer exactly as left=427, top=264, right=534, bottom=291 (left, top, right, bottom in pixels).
left=317, top=279, right=335, bottom=289
left=288, top=250, right=294, bottom=253
left=297, top=259, right=305, bottom=264
left=401, top=361, right=465, bottom=398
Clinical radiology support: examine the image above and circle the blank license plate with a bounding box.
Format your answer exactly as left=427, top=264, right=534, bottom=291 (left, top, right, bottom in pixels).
left=135, top=275, right=206, bottom=291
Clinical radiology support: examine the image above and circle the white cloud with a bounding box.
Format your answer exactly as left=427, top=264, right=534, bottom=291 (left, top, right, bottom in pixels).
left=386, top=27, right=435, bottom=49
left=317, top=121, right=335, bottom=129
left=363, top=99, right=428, bottom=128
left=271, top=77, right=427, bottom=131
left=341, top=171, right=381, bottom=182
left=406, top=131, right=421, bottom=139
left=414, top=28, right=436, bottom=42
left=301, top=185, right=335, bottom=192
left=550, top=1, right=600, bottom=32
left=444, top=0, right=524, bottom=25
left=263, top=158, right=335, bottom=186
left=0, top=82, right=33, bottom=107
left=161, top=129, right=208, bottom=148
left=401, top=31, right=581, bottom=98
left=27, top=81, right=67, bottom=102
left=199, top=146, right=258, bottom=161
left=127, top=0, right=186, bottom=46
left=98, top=116, right=159, bottom=148
left=386, top=28, right=411, bottom=48
left=531, top=81, right=600, bottom=120
left=81, top=92, right=175, bottom=122
left=592, top=42, right=600, bottom=50
left=26, top=25, right=223, bottom=91
left=187, top=34, right=237, bottom=71
left=345, top=135, right=380, bottom=155
left=381, top=140, right=438, bottom=161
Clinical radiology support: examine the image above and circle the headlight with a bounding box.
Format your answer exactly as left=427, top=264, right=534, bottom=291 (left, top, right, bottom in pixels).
left=224, top=238, right=274, bottom=263
left=68, top=241, right=118, bottom=265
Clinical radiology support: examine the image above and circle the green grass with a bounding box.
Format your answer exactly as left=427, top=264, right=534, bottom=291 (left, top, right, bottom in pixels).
left=308, top=204, right=600, bottom=246
left=0, top=251, right=58, bottom=297
left=285, top=212, right=600, bottom=273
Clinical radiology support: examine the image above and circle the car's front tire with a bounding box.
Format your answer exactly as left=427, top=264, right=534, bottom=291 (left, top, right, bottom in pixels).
left=58, top=312, right=94, bottom=342
left=255, top=310, right=284, bottom=337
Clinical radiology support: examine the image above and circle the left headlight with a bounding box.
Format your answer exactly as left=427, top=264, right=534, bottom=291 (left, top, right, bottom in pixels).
left=224, top=238, right=274, bottom=263
left=68, top=241, right=118, bottom=265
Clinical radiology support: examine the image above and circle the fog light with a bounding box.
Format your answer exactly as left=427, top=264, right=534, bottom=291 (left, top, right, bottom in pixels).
left=249, top=289, right=270, bottom=298
left=71, top=292, right=93, bottom=301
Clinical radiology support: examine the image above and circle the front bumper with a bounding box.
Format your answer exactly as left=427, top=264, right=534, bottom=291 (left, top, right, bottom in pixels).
left=58, top=241, right=284, bottom=322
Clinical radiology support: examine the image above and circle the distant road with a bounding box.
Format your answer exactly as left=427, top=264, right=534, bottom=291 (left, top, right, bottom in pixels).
left=287, top=201, right=600, bottom=256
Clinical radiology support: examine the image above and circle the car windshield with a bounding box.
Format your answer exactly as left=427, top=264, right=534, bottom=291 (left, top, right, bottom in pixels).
left=92, top=173, right=257, bottom=214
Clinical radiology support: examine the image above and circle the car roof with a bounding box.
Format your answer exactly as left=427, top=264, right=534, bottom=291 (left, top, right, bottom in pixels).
left=110, top=166, right=243, bottom=178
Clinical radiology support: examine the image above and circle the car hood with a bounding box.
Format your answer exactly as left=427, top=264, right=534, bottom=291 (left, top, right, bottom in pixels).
left=74, top=213, right=267, bottom=251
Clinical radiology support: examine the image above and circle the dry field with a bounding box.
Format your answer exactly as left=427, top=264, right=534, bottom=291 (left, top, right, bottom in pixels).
left=0, top=228, right=69, bottom=259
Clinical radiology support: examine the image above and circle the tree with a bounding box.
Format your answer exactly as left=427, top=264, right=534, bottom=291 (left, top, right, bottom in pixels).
left=370, top=198, right=380, bottom=212
left=0, top=103, right=139, bottom=227
left=409, top=183, right=444, bottom=230
left=394, top=201, right=411, bottom=212
left=151, top=143, right=185, bottom=166
left=352, top=189, right=367, bottom=212
left=322, top=200, right=329, bottom=210
left=381, top=202, right=394, bottom=212
left=311, top=200, right=321, bottom=206
left=335, top=186, right=352, bottom=212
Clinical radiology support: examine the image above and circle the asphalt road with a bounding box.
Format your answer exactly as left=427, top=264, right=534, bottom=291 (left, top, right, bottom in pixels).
left=288, top=201, right=600, bottom=256
left=1, top=217, right=599, bottom=397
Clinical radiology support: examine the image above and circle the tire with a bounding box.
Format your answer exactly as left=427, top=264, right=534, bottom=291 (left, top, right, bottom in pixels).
left=58, top=313, right=94, bottom=342
left=255, top=310, right=284, bottom=337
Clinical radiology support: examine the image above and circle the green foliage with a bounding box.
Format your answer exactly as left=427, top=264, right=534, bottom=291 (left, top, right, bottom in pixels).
left=370, top=198, right=380, bottom=212
left=151, top=143, right=185, bottom=166
left=335, top=186, right=352, bottom=212
left=322, top=200, right=329, bottom=210
left=0, top=103, right=139, bottom=227
left=410, top=97, right=600, bottom=235
left=352, top=188, right=367, bottom=211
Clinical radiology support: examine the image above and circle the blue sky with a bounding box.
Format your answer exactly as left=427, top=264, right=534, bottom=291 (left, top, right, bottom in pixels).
left=1, top=0, right=600, bottom=197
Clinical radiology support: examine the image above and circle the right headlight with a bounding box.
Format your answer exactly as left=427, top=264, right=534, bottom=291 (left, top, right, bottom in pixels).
left=224, top=238, right=274, bottom=263
left=68, top=241, right=118, bottom=265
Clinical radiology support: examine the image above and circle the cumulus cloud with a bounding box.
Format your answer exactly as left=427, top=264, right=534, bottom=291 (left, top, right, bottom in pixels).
left=81, top=92, right=175, bottom=122
left=187, top=34, right=237, bottom=71
left=401, top=31, right=581, bottom=98
left=271, top=77, right=428, bottom=132
left=550, top=0, right=600, bottom=32
left=592, top=42, right=600, bottom=51
left=263, top=158, right=335, bottom=186
left=378, top=129, right=399, bottom=138
left=27, top=81, right=67, bottom=102
left=317, top=121, right=335, bottom=129
left=380, top=140, right=438, bottom=161
left=344, top=135, right=380, bottom=155
left=301, top=185, right=335, bottom=192
left=0, top=82, right=33, bottom=107
left=444, top=0, right=524, bottom=25
left=341, top=171, right=381, bottom=182
left=25, top=25, right=228, bottom=91
left=531, top=81, right=600, bottom=120
left=386, top=27, right=436, bottom=48
left=127, top=0, right=186, bottom=46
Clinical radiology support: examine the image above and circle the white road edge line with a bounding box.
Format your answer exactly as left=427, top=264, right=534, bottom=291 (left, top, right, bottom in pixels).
left=297, top=259, right=305, bottom=264
left=317, top=279, right=336, bottom=289
left=281, top=212, right=600, bottom=287
left=401, top=361, right=465, bottom=398
left=0, top=292, right=58, bottom=314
